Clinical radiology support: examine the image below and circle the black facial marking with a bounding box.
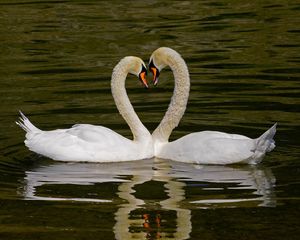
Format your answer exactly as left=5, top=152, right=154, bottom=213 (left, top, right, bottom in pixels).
left=149, top=60, right=154, bottom=70
left=141, top=64, right=147, bottom=75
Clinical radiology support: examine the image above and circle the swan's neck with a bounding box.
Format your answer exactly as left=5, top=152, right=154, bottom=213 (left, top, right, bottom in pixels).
left=111, top=61, right=150, bottom=142
left=152, top=52, right=190, bottom=143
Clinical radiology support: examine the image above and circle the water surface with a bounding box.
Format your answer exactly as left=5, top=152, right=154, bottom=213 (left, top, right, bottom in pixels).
left=0, top=0, right=299, bottom=239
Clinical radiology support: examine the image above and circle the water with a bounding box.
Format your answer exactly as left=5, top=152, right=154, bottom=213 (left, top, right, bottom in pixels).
left=0, top=0, right=299, bottom=239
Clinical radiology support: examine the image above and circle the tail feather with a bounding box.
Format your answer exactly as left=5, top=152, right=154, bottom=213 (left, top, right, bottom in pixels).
left=16, top=111, right=40, bottom=133
left=247, top=123, right=277, bottom=164
left=256, top=123, right=277, bottom=152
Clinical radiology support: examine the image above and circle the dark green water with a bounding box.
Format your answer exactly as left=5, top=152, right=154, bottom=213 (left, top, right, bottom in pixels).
left=0, top=0, right=299, bottom=239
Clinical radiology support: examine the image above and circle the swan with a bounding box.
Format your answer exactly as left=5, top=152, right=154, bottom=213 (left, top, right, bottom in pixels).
left=149, top=47, right=276, bottom=164
left=17, top=56, right=154, bottom=162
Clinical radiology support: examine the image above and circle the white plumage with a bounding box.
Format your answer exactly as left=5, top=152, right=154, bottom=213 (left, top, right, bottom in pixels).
left=17, top=56, right=153, bottom=162
left=150, top=47, right=276, bottom=164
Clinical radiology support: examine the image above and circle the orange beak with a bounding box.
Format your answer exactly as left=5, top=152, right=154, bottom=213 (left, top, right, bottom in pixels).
left=139, top=71, right=148, bottom=88
left=149, top=60, right=160, bottom=86
left=150, top=67, right=159, bottom=86
left=151, top=67, right=159, bottom=86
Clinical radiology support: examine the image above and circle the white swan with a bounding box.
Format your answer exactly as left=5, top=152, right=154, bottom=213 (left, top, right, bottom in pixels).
left=149, top=47, right=276, bottom=164
left=17, top=56, right=153, bottom=162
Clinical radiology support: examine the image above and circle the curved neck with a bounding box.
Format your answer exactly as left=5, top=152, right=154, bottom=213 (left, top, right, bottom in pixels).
left=152, top=52, right=190, bottom=142
left=111, top=60, right=150, bottom=141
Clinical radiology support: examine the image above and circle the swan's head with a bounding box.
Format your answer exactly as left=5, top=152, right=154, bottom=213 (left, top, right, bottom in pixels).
left=149, top=47, right=175, bottom=86
left=125, top=56, right=148, bottom=88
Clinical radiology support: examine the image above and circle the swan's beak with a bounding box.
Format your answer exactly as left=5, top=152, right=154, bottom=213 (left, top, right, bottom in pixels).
left=151, top=67, right=160, bottom=86
left=139, top=71, right=149, bottom=88
left=149, top=60, right=160, bottom=86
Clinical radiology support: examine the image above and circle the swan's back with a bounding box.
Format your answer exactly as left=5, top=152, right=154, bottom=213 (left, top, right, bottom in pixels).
left=158, top=131, right=254, bottom=164
left=24, top=124, right=151, bottom=162
left=17, top=113, right=153, bottom=162
left=156, top=124, right=276, bottom=165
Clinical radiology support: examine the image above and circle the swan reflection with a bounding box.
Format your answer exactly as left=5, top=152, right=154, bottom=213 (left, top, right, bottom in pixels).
left=163, top=160, right=276, bottom=208
left=22, top=158, right=276, bottom=239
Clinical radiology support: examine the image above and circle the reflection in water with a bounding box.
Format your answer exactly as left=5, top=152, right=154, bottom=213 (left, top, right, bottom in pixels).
left=167, top=161, right=276, bottom=208
left=114, top=173, right=152, bottom=239
left=22, top=159, right=276, bottom=239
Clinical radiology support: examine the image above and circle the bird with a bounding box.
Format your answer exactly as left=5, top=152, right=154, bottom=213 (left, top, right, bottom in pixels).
left=17, top=56, right=154, bottom=162
left=148, top=47, right=276, bottom=164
